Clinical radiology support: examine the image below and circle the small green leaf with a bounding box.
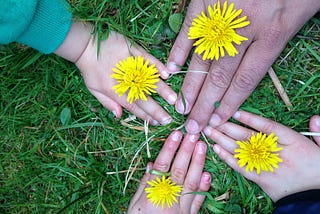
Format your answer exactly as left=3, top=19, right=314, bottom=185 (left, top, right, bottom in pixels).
left=214, top=101, right=220, bottom=108
left=60, top=107, right=71, bottom=125
left=168, top=13, right=183, bottom=33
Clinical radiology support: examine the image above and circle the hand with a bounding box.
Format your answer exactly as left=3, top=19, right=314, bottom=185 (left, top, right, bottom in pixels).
left=204, top=110, right=320, bottom=202
left=128, top=131, right=211, bottom=213
left=166, top=0, right=320, bottom=133
left=56, top=22, right=177, bottom=125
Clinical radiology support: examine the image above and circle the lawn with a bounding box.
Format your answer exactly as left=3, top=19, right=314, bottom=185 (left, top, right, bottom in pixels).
left=0, top=0, right=319, bottom=213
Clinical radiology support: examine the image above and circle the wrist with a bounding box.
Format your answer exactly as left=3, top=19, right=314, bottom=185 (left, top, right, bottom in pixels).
left=54, top=21, right=93, bottom=63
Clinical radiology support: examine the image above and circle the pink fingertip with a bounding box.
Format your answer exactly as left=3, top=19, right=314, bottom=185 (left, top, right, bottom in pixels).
left=161, top=70, right=170, bottom=79
left=167, top=61, right=179, bottom=72
left=202, top=173, right=211, bottom=183
left=232, top=111, right=240, bottom=120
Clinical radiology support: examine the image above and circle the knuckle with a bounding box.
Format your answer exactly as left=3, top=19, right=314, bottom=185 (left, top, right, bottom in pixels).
left=208, top=67, right=231, bottom=90
left=192, top=200, right=204, bottom=214
left=124, top=103, right=137, bottom=113
left=185, top=180, right=199, bottom=192
left=192, top=54, right=211, bottom=67
left=233, top=69, right=259, bottom=92
left=262, top=122, right=276, bottom=134
left=261, top=27, right=283, bottom=49
left=171, top=167, right=187, bottom=183
left=261, top=12, right=287, bottom=50
left=170, top=42, right=189, bottom=65
left=153, top=160, right=169, bottom=172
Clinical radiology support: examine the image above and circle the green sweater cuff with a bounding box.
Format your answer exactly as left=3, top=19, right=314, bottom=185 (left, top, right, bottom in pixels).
left=16, top=0, right=72, bottom=54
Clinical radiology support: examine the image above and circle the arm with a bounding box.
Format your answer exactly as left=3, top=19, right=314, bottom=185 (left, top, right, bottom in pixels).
left=1, top=0, right=177, bottom=125
left=0, top=0, right=72, bottom=54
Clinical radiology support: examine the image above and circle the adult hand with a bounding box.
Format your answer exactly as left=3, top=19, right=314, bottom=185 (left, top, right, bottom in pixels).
left=166, top=0, right=320, bottom=134
left=56, top=22, right=177, bottom=125
left=128, top=131, right=211, bottom=213
left=204, top=111, right=320, bottom=202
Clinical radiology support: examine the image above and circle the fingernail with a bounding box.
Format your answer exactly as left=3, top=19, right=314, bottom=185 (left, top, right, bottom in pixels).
left=197, top=143, right=206, bottom=154
left=315, top=116, right=320, bottom=127
left=152, top=120, right=159, bottom=126
left=209, top=114, right=221, bottom=127
left=213, top=145, right=220, bottom=154
left=168, top=94, right=177, bottom=105
left=203, top=126, right=212, bottom=136
left=112, top=110, right=118, bottom=118
left=161, top=117, right=172, bottom=125
left=176, top=99, right=185, bottom=114
left=185, top=119, right=200, bottom=134
left=167, top=61, right=179, bottom=72
left=233, top=111, right=240, bottom=119
left=202, top=173, right=211, bottom=183
left=189, top=134, right=198, bottom=142
left=161, top=70, right=170, bottom=79
left=171, top=131, right=181, bottom=141
left=146, top=163, right=151, bottom=173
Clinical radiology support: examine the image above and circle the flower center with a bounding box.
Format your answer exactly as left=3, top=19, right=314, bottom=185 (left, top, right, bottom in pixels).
left=159, top=183, right=172, bottom=196
left=205, top=17, right=228, bottom=41
left=249, top=144, right=269, bottom=160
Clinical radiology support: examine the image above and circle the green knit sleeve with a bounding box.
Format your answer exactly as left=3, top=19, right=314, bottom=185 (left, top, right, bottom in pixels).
left=0, top=0, right=72, bottom=54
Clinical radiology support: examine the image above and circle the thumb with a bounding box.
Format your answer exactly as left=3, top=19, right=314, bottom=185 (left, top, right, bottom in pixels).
left=309, top=115, right=320, bottom=146
left=129, top=162, right=153, bottom=208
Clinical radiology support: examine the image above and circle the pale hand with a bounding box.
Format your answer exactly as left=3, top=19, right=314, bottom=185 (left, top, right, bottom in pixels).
left=166, top=0, right=320, bottom=134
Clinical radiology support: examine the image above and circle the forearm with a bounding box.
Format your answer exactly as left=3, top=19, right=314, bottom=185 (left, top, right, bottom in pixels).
left=54, top=21, right=93, bottom=63
left=0, top=0, right=72, bottom=54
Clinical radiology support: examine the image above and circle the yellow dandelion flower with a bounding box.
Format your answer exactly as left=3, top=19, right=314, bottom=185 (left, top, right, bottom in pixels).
left=145, top=176, right=183, bottom=209
left=188, top=1, right=250, bottom=60
left=111, top=56, right=160, bottom=104
left=234, top=132, right=283, bottom=174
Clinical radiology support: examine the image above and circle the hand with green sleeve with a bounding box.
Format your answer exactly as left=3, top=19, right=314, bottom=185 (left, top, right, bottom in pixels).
left=0, top=0, right=177, bottom=125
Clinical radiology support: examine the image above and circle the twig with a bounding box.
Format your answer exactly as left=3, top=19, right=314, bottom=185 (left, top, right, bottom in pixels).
left=268, top=67, right=293, bottom=110
left=300, top=132, right=320, bottom=137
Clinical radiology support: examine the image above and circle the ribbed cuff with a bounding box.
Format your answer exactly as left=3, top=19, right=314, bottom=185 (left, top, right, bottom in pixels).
left=17, top=0, right=72, bottom=54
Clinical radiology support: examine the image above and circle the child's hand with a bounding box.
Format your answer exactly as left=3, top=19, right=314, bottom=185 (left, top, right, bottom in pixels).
left=128, top=131, right=211, bottom=213
left=55, top=22, right=177, bottom=125
left=76, top=30, right=177, bottom=125
left=204, top=111, right=320, bottom=202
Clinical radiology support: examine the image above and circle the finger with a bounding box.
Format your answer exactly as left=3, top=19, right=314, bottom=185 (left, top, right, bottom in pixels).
left=151, top=131, right=182, bottom=175
left=232, top=111, right=292, bottom=145
left=190, top=172, right=211, bottom=214
left=212, top=144, right=259, bottom=182
left=181, top=142, right=207, bottom=209
left=216, top=122, right=254, bottom=141
left=88, top=89, right=123, bottom=118
left=203, top=126, right=239, bottom=154
left=204, top=121, right=255, bottom=147
left=185, top=39, right=251, bottom=134
left=210, top=38, right=286, bottom=127
left=126, top=38, right=170, bottom=80
left=118, top=99, right=157, bottom=125
left=166, top=0, right=204, bottom=73
left=175, top=54, right=209, bottom=115
left=130, top=47, right=178, bottom=105
left=170, top=134, right=200, bottom=184
left=135, top=96, right=173, bottom=126
left=309, top=115, right=320, bottom=146
left=129, top=162, right=153, bottom=207
left=155, top=80, right=177, bottom=105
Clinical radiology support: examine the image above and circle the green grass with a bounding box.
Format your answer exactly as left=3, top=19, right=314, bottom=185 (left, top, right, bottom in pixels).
left=0, top=1, right=319, bottom=213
